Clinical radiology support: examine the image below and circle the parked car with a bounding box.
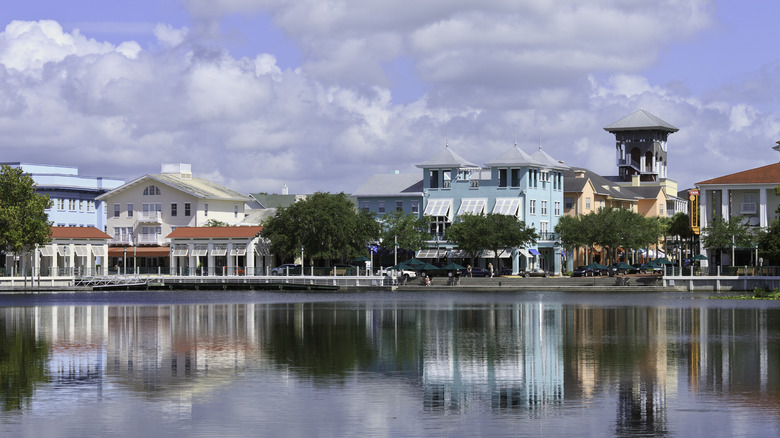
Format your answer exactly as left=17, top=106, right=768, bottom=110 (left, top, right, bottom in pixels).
left=271, top=264, right=301, bottom=275
left=460, top=266, right=491, bottom=277
left=520, top=269, right=550, bottom=278
left=572, top=266, right=595, bottom=277
left=384, top=268, right=418, bottom=279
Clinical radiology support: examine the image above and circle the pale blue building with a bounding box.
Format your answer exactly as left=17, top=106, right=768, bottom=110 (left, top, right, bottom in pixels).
left=3, top=163, right=124, bottom=231
left=354, top=143, right=567, bottom=275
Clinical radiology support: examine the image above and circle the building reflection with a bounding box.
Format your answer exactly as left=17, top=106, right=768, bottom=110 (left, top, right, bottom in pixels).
left=1, top=300, right=779, bottom=422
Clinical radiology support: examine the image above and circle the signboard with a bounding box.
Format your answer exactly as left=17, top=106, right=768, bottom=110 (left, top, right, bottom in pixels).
left=689, top=192, right=700, bottom=235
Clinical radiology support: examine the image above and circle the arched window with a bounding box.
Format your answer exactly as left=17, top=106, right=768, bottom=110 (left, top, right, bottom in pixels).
left=143, top=185, right=161, bottom=196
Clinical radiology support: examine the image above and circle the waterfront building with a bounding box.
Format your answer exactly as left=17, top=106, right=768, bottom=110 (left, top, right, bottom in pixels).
left=355, top=142, right=567, bottom=275
left=167, top=226, right=270, bottom=276
left=96, top=163, right=253, bottom=273
left=18, top=226, right=111, bottom=277
left=1, top=162, right=124, bottom=230
left=695, top=141, right=780, bottom=266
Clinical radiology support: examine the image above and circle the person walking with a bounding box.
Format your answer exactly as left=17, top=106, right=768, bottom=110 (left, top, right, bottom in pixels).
left=488, top=263, right=494, bottom=278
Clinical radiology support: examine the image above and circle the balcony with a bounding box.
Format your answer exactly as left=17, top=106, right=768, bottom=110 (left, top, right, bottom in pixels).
left=137, top=211, right=162, bottom=223
left=137, top=234, right=164, bottom=245
left=538, top=232, right=559, bottom=242
left=110, top=235, right=133, bottom=245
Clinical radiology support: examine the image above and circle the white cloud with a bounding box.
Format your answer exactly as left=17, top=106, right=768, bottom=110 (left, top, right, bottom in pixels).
left=153, top=23, right=189, bottom=48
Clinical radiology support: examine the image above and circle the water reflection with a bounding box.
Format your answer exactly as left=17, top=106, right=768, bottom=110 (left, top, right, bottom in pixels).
left=1, top=296, right=779, bottom=436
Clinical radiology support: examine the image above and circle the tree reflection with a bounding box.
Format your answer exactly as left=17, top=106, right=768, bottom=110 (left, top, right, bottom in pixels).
left=0, top=312, right=49, bottom=412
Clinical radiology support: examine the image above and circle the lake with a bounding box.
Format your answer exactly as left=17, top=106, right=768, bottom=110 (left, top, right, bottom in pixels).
left=0, top=290, right=778, bottom=437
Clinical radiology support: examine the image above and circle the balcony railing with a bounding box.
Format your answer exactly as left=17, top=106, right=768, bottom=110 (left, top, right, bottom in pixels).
left=137, top=211, right=162, bottom=223
left=110, top=235, right=133, bottom=245
left=538, top=232, right=559, bottom=242
left=137, top=234, right=164, bottom=245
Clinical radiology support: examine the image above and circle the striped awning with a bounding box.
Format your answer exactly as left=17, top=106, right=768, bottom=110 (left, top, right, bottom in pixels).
left=481, top=250, right=511, bottom=259
left=229, top=248, right=247, bottom=256
left=92, top=246, right=107, bottom=257
left=172, top=248, right=189, bottom=257
left=493, top=198, right=522, bottom=217
left=416, top=249, right=444, bottom=259
left=457, top=198, right=487, bottom=216
left=74, top=246, right=89, bottom=257
left=39, top=246, right=55, bottom=257
left=423, top=199, right=453, bottom=221
left=211, top=246, right=228, bottom=257
left=57, top=246, right=71, bottom=256
left=191, top=246, right=208, bottom=257
left=448, top=249, right=469, bottom=258
left=518, top=248, right=531, bottom=258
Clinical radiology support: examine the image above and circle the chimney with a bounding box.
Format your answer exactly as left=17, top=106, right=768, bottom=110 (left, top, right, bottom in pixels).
left=574, top=170, right=586, bottom=178
left=632, top=174, right=640, bottom=186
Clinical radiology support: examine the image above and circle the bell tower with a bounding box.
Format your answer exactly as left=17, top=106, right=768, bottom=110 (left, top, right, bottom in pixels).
left=604, top=109, right=678, bottom=183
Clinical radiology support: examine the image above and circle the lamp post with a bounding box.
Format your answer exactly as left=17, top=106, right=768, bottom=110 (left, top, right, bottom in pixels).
left=301, top=245, right=304, bottom=277
left=123, top=246, right=127, bottom=276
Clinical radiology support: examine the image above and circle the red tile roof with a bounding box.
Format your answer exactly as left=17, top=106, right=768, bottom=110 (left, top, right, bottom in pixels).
left=697, top=162, right=780, bottom=185
left=50, top=227, right=111, bottom=239
left=108, top=246, right=172, bottom=257
left=167, top=226, right=263, bottom=239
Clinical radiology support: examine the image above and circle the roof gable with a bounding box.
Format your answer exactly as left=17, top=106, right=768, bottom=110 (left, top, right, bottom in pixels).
left=352, top=174, right=423, bottom=197
left=97, top=174, right=251, bottom=202
left=484, top=146, right=535, bottom=167
left=167, top=226, right=263, bottom=239
left=50, top=227, right=111, bottom=240
left=415, top=146, right=479, bottom=169
left=697, top=162, right=780, bottom=185
left=604, top=109, right=678, bottom=133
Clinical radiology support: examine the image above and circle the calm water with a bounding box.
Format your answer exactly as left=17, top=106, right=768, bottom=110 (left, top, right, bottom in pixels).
left=0, top=290, right=779, bottom=437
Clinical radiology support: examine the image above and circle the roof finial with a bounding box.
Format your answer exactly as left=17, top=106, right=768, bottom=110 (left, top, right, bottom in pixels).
left=514, top=126, right=518, bottom=149
left=774, top=140, right=780, bottom=162
left=445, top=128, right=449, bottom=149
left=538, top=127, right=542, bottom=151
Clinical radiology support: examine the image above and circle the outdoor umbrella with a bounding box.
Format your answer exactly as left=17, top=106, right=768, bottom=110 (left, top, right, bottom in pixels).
left=614, top=262, right=633, bottom=270
left=655, top=257, right=674, bottom=265
left=585, top=262, right=608, bottom=270
left=441, top=262, right=466, bottom=271
left=417, top=263, right=440, bottom=272
left=387, top=262, right=413, bottom=271
left=404, top=258, right=427, bottom=267
left=352, top=256, right=370, bottom=262
left=693, top=254, right=708, bottom=260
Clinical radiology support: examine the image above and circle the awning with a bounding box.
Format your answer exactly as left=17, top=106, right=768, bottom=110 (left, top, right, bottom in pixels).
left=57, top=246, right=71, bottom=256
left=211, top=246, right=228, bottom=257
left=172, top=248, right=189, bottom=257
left=529, top=248, right=541, bottom=256
left=92, top=246, right=107, bottom=257
left=448, top=249, right=469, bottom=258
left=457, top=198, right=487, bottom=216
left=74, top=246, right=89, bottom=257
left=481, top=250, right=511, bottom=258
left=229, top=248, right=247, bottom=256
left=560, top=250, right=566, bottom=258
left=416, top=249, right=443, bottom=259
left=423, top=199, right=453, bottom=220
left=493, top=198, right=522, bottom=217
left=518, top=248, right=531, bottom=258
left=39, top=246, right=55, bottom=257
left=191, top=247, right=208, bottom=257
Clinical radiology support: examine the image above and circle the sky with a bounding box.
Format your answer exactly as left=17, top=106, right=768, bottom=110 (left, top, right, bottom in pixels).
left=1, top=0, right=779, bottom=195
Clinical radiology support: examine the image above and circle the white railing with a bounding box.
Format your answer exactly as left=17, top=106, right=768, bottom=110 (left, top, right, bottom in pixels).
left=137, top=211, right=162, bottom=223
left=137, top=234, right=163, bottom=245
left=110, top=236, right=133, bottom=245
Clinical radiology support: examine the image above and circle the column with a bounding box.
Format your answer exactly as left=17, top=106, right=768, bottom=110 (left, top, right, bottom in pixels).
left=170, top=246, right=178, bottom=275
left=67, top=244, right=75, bottom=276
left=188, top=243, right=197, bottom=276
left=85, top=245, right=94, bottom=275
left=227, top=243, right=235, bottom=276
left=760, top=188, right=768, bottom=227
left=207, top=243, right=215, bottom=276
left=51, top=244, right=59, bottom=277
left=721, top=188, right=730, bottom=220
left=247, top=241, right=256, bottom=275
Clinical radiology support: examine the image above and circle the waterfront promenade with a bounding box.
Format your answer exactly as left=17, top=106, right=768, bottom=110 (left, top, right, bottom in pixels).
left=0, top=271, right=774, bottom=292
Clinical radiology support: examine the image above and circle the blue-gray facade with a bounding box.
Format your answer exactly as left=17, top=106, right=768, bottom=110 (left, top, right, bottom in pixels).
left=354, top=144, right=567, bottom=275
left=3, top=163, right=124, bottom=231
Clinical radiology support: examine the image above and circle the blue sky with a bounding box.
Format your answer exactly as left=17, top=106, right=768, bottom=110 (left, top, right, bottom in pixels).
left=1, top=0, right=779, bottom=195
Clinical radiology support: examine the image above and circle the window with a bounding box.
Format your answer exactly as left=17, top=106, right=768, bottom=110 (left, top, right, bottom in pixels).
left=540, top=221, right=549, bottom=234
left=143, top=185, right=161, bottom=196
left=204, top=202, right=209, bottom=217
left=498, top=169, right=508, bottom=188
left=554, top=201, right=561, bottom=216
left=361, top=201, right=370, bottom=213
left=411, top=200, right=419, bottom=214
left=378, top=201, right=386, bottom=214
left=171, top=203, right=178, bottom=217
left=69, top=199, right=76, bottom=211
left=184, top=202, right=191, bottom=216
left=529, top=199, right=536, bottom=215
left=234, top=204, right=239, bottom=218
left=127, top=203, right=133, bottom=217
left=585, top=197, right=591, bottom=210
left=659, top=204, right=664, bottom=216
left=541, top=200, right=548, bottom=216
left=57, top=199, right=65, bottom=210
left=79, top=200, right=84, bottom=212
left=564, top=197, right=573, bottom=209
left=114, top=203, right=120, bottom=218
left=396, top=200, right=403, bottom=211
left=430, top=170, right=439, bottom=189
left=443, top=170, right=451, bottom=188
left=511, top=169, right=521, bottom=187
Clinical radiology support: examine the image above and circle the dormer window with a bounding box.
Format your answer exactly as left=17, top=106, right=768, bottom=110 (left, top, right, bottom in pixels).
left=429, top=170, right=439, bottom=189
left=498, top=169, right=508, bottom=188
left=143, top=185, right=161, bottom=196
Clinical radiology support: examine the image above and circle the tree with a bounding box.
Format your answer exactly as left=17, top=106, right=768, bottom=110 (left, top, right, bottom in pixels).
left=262, top=192, right=380, bottom=264
left=447, top=213, right=538, bottom=266
left=377, top=210, right=429, bottom=256
left=667, top=212, right=694, bottom=261
left=204, top=219, right=232, bottom=227
left=701, top=216, right=753, bottom=265
left=757, top=217, right=780, bottom=264
left=0, top=165, right=52, bottom=260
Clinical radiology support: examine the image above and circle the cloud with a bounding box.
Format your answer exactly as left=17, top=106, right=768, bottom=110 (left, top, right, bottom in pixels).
left=0, top=1, right=778, bottom=198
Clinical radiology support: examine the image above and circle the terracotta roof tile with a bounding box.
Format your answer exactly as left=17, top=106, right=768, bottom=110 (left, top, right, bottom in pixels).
left=50, top=227, right=111, bottom=239
left=167, top=226, right=263, bottom=239
left=697, top=162, right=780, bottom=185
